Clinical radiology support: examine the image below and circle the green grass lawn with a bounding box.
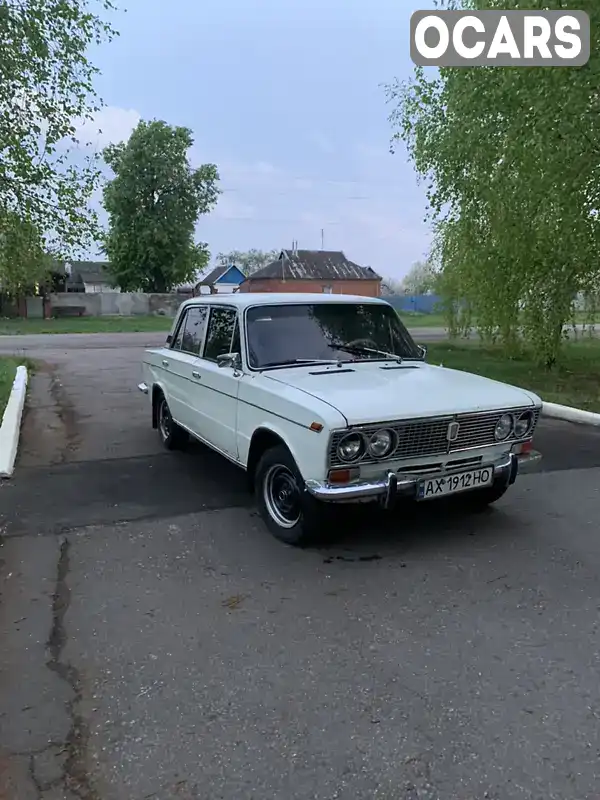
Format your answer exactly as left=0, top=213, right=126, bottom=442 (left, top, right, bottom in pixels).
left=0, top=357, right=36, bottom=419
left=399, top=312, right=448, bottom=328
left=0, top=315, right=174, bottom=335
left=425, top=339, right=600, bottom=412
left=400, top=310, right=599, bottom=329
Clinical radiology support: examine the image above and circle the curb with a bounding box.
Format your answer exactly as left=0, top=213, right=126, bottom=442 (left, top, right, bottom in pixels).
left=0, top=365, right=28, bottom=478
left=541, top=401, right=600, bottom=427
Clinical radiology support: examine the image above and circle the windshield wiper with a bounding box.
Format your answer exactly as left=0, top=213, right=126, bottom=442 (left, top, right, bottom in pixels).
left=259, top=358, right=343, bottom=369
left=329, top=343, right=402, bottom=363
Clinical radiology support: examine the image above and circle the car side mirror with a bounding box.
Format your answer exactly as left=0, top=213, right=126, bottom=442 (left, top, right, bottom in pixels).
left=417, top=344, right=427, bottom=360
left=166, top=334, right=172, bottom=345
left=217, top=352, right=241, bottom=370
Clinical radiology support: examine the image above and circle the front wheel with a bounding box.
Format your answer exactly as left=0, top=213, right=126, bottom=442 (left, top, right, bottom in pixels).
left=254, top=444, right=325, bottom=546
left=461, top=479, right=510, bottom=511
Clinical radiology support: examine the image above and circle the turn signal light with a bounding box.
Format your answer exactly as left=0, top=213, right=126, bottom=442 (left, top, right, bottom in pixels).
left=328, top=468, right=359, bottom=484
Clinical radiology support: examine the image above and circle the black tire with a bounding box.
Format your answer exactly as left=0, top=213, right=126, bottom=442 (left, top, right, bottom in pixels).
left=254, top=444, right=325, bottom=546
left=462, top=478, right=510, bottom=511
left=156, top=393, right=188, bottom=451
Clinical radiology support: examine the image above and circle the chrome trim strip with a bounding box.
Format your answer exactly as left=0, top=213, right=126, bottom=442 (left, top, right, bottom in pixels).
left=305, top=451, right=526, bottom=507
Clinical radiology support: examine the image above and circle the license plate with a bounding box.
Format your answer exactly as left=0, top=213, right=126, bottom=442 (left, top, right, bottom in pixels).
left=416, top=467, right=494, bottom=500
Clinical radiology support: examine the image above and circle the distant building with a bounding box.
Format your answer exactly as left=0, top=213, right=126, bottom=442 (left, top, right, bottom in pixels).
left=194, top=264, right=246, bottom=295
left=57, top=261, right=120, bottom=293
left=237, top=249, right=381, bottom=297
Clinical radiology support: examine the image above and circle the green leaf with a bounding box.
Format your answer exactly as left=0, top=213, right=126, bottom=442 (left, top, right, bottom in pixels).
left=101, top=119, right=221, bottom=292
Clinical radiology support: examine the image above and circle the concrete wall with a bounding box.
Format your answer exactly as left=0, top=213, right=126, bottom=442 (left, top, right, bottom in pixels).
left=48, top=292, right=192, bottom=317
left=238, top=278, right=381, bottom=297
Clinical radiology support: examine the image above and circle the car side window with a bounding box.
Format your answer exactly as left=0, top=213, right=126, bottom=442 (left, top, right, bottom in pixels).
left=203, top=307, right=239, bottom=361
left=171, top=306, right=209, bottom=355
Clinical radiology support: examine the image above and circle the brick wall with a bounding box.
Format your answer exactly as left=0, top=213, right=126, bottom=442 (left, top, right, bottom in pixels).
left=238, top=279, right=381, bottom=297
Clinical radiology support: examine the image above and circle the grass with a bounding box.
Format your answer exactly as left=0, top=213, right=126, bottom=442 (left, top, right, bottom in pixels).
left=399, top=310, right=600, bottom=329
left=399, top=312, right=448, bottom=328
left=0, top=357, right=36, bottom=419
left=0, top=315, right=174, bottom=335
left=425, top=339, right=600, bottom=412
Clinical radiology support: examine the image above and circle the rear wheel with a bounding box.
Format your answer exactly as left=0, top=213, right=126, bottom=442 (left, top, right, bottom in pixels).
left=255, top=444, right=325, bottom=546
left=156, top=393, right=188, bottom=450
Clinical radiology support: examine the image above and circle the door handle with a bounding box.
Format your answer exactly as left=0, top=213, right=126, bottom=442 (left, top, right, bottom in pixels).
left=162, top=359, right=169, bottom=367
left=191, top=371, right=201, bottom=379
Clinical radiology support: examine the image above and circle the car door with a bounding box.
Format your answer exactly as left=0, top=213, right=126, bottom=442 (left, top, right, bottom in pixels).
left=163, top=305, right=209, bottom=432
left=195, top=305, right=243, bottom=459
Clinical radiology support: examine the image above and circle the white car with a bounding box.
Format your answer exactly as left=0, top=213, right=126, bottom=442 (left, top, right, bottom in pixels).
left=139, top=293, right=542, bottom=546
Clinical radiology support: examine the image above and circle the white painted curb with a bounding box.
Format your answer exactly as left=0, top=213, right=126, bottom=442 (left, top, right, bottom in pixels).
left=0, top=365, right=28, bottom=478
left=542, top=401, right=600, bottom=427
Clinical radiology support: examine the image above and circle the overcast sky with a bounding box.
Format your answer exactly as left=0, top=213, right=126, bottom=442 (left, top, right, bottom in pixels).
left=81, top=0, right=435, bottom=280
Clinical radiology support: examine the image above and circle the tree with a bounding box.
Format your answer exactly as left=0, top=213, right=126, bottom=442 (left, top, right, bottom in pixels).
left=380, top=277, right=404, bottom=295
left=0, top=0, right=117, bottom=255
left=215, top=249, right=279, bottom=276
left=0, top=210, right=51, bottom=295
left=401, top=260, right=439, bottom=295
left=387, top=0, right=600, bottom=366
left=102, top=120, right=220, bottom=292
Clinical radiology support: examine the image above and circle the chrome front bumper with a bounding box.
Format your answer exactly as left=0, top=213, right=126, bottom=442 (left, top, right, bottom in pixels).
left=304, top=450, right=542, bottom=509
left=138, top=382, right=149, bottom=394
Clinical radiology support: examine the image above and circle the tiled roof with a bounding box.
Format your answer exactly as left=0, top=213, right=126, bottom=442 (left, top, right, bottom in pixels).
left=246, top=250, right=381, bottom=282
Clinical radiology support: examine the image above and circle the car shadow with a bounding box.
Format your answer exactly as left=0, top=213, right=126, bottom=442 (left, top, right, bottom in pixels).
left=182, top=438, right=520, bottom=558
left=310, top=497, right=520, bottom=561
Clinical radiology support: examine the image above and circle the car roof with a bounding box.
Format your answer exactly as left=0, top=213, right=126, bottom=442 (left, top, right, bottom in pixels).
left=180, top=292, right=389, bottom=311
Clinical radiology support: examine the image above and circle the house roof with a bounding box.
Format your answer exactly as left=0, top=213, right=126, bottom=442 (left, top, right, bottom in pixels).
left=245, top=250, right=381, bottom=282
left=196, top=264, right=245, bottom=286
left=197, top=265, right=230, bottom=286
left=64, top=261, right=111, bottom=284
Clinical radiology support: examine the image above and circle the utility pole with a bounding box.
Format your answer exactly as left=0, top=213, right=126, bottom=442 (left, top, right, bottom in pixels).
left=320, top=228, right=324, bottom=250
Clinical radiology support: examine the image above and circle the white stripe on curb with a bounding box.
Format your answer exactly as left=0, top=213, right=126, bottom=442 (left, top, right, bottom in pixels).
left=542, top=401, right=600, bottom=427
left=0, top=365, right=28, bottom=478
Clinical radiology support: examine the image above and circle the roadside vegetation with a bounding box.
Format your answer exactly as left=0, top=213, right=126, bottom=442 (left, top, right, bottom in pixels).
left=387, top=0, right=600, bottom=370
left=425, top=340, right=600, bottom=413
left=0, top=315, right=173, bottom=335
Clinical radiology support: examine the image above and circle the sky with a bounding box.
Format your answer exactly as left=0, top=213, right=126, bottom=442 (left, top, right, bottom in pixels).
left=79, top=0, right=436, bottom=281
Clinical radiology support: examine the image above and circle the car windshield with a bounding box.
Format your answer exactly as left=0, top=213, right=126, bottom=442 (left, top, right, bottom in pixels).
left=245, top=302, right=423, bottom=369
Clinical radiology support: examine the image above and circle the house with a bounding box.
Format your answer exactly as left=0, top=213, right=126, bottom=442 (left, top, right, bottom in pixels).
left=194, top=264, right=246, bottom=295
left=64, top=261, right=119, bottom=293
left=237, top=249, right=382, bottom=297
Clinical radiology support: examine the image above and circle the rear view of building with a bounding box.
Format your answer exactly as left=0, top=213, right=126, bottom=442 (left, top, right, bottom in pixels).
left=237, top=249, right=382, bottom=297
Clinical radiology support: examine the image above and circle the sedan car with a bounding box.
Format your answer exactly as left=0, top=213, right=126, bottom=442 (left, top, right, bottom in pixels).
left=139, top=293, right=542, bottom=545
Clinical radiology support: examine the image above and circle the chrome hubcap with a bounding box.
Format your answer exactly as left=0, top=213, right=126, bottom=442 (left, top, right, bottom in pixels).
left=158, top=400, right=171, bottom=440
left=263, top=464, right=301, bottom=528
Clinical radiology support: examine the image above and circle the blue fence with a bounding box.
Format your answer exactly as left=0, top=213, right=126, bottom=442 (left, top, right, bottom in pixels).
left=384, top=294, right=443, bottom=314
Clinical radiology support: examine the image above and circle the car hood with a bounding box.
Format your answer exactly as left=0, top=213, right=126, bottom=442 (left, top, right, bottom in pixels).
left=265, top=362, right=540, bottom=426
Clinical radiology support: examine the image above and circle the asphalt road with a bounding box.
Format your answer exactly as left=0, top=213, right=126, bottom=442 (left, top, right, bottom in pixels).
left=1, top=333, right=600, bottom=799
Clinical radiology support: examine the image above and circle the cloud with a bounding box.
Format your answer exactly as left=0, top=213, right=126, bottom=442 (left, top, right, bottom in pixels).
left=72, top=107, right=431, bottom=277
left=74, top=106, right=142, bottom=150
left=308, top=132, right=336, bottom=154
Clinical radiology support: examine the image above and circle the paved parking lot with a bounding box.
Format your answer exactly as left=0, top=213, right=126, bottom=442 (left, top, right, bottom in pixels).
left=1, top=334, right=600, bottom=799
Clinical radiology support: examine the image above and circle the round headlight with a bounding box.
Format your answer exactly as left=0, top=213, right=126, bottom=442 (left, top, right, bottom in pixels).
left=494, top=413, right=514, bottom=441
left=367, top=428, right=395, bottom=459
left=337, top=432, right=364, bottom=462
left=515, top=410, right=534, bottom=438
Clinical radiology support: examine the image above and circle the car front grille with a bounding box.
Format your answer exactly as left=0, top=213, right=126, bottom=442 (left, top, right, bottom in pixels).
left=328, top=407, right=541, bottom=467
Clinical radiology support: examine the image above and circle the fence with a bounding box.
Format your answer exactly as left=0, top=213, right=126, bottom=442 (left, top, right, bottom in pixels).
left=384, top=294, right=443, bottom=314
left=47, top=291, right=192, bottom=318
